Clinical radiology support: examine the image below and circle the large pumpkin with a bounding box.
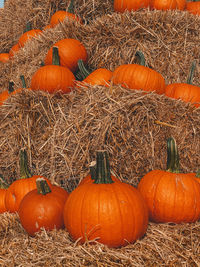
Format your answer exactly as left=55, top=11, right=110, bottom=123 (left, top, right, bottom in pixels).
left=112, top=51, right=166, bottom=94
left=4, top=149, right=52, bottom=213
left=138, top=137, right=200, bottom=223
left=114, top=0, right=151, bottom=12
left=63, top=150, right=148, bottom=248
left=31, top=46, right=75, bottom=94
left=44, top=39, right=87, bottom=73
left=18, top=178, right=69, bottom=236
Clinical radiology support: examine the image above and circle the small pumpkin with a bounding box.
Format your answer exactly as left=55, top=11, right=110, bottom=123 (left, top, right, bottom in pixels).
left=0, top=176, right=9, bottom=213
left=165, top=61, right=200, bottom=107
left=64, top=150, right=148, bottom=248
left=31, top=46, right=75, bottom=94
left=76, top=59, right=112, bottom=87
left=112, top=51, right=166, bottom=94
left=18, top=22, right=42, bottom=48
left=44, top=39, right=87, bottom=73
left=186, top=0, right=200, bottom=15
left=114, top=0, right=151, bottom=12
left=5, top=149, right=52, bottom=213
left=150, top=0, right=186, bottom=10
left=50, top=0, right=82, bottom=27
left=18, top=178, right=69, bottom=236
left=0, top=53, right=9, bottom=63
left=137, top=137, right=200, bottom=223
left=9, top=43, right=20, bottom=59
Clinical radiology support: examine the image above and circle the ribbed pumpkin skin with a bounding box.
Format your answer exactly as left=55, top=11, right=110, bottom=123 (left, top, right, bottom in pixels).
left=18, top=29, right=42, bottom=48
left=0, top=53, right=9, bottom=63
left=30, top=65, right=75, bottom=94
left=114, top=0, right=151, bottom=12
left=44, top=39, right=88, bottom=73
left=0, top=189, right=7, bottom=213
left=150, top=0, right=186, bottom=10
left=186, top=1, right=200, bottom=15
left=4, top=176, right=51, bottom=213
left=165, top=83, right=200, bottom=107
left=81, top=69, right=112, bottom=87
left=50, top=11, right=82, bottom=27
left=18, top=186, right=68, bottom=236
left=63, top=182, right=148, bottom=248
left=138, top=170, right=200, bottom=223
left=112, top=64, right=166, bottom=94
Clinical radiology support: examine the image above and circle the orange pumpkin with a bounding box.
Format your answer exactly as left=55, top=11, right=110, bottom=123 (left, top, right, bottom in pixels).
left=18, top=178, right=69, bottom=236
left=0, top=53, right=9, bottom=63
left=186, top=1, right=200, bottom=15
left=138, top=137, right=200, bottom=223
left=5, top=149, right=52, bottom=213
left=0, top=81, right=24, bottom=106
left=63, top=150, right=148, bottom=248
left=112, top=51, right=166, bottom=94
left=0, top=176, right=9, bottom=213
left=76, top=59, right=112, bottom=87
left=9, top=43, right=20, bottom=59
left=114, top=0, right=151, bottom=12
left=150, top=0, right=186, bottom=10
left=44, top=39, right=87, bottom=73
left=31, top=46, right=75, bottom=94
left=165, top=61, right=200, bottom=107
left=18, top=22, right=42, bottom=48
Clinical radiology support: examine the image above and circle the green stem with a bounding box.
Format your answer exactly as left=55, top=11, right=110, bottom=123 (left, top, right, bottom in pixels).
left=20, top=75, right=26, bottom=88
left=94, top=150, right=114, bottom=184
left=36, top=178, right=51, bottom=195
left=67, top=0, right=75, bottom=13
left=19, top=149, right=32, bottom=179
left=186, top=60, right=196, bottom=84
left=52, top=46, right=60, bottom=66
left=8, top=81, right=15, bottom=93
left=166, top=137, right=180, bottom=173
left=77, top=59, right=91, bottom=79
left=24, top=22, right=32, bottom=33
left=135, top=51, right=146, bottom=66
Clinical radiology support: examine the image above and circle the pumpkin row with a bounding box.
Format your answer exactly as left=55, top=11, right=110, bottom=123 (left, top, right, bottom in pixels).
left=1, top=139, right=200, bottom=248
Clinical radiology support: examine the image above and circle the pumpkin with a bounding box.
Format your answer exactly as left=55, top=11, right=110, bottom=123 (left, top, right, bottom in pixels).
left=150, top=0, right=186, bottom=10
left=4, top=149, right=52, bottom=213
left=165, top=61, right=200, bottom=107
left=31, top=46, right=75, bottom=94
left=76, top=59, right=112, bottom=87
left=18, top=178, right=68, bottom=236
left=0, top=53, right=9, bottom=63
left=114, top=0, right=151, bottom=12
left=0, top=176, right=9, bottom=213
left=44, top=39, right=87, bottom=73
left=63, top=150, right=148, bottom=248
left=0, top=81, right=24, bottom=106
left=186, top=0, right=200, bottom=15
left=112, top=51, right=166, bottom=94
left=18, top=22, right=42, bottom=48
left=9, top=43, right=20, bottom=59
left=138, top=137, right=200, bottom=223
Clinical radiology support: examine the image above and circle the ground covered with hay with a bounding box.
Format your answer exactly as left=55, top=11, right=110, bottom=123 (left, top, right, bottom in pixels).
left=1, top=0, right=200, bottom=266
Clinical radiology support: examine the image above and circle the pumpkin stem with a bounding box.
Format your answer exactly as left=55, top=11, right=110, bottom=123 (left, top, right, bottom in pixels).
left=36, top=178, right=51, bottom=195
left=94, top=150, right=114, bottom=184
left=20, top=75, right=26, bottom=88
left=77, top=59, right=91, bottom=79
left=186, top=60, right=196, bottom=84
left=135, top=51, right=146, bottom=66
left=8, top=81, right=15, bottom=93
left=19, top=149, right=32, bottom=179
left=166, top=137, right=180, bottom=173
left=67, top=0, right=75, bottom=13
left=89, top=161, right=97, bottom=180
left=0, top=175, right=9, bottom=189
left=24, top=21, right=32, bottom=33
left=52, top=46, right=60, bottom=66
